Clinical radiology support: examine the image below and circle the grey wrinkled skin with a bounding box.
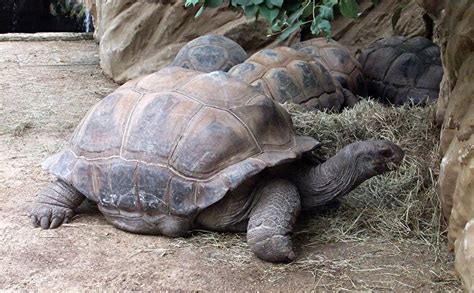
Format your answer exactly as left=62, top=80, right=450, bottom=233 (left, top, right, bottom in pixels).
left=30, top=139, right=403, bottom=263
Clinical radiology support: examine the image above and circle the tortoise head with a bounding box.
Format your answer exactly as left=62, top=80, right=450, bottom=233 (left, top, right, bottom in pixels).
left=347, top=139, right=404, bottom=178
left=285, top=139, right=404, bottom=210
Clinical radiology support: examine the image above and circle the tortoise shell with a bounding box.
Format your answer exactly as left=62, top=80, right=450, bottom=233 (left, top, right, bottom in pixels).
left=43, top=67, right=319, bottom=219
left=292, top=38, right=367, bottom=97
left=170, top=35, right=247, bottom=72
left=357, top=36, right=443, bottom=105
left=228, top=46, right=345, bottom=112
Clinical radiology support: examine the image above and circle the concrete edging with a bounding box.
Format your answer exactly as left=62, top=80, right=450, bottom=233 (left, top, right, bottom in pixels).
left=0, top=32, right=94, bottom=42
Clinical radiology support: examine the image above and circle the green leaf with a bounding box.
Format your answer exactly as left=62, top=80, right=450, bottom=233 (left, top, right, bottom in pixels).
left=243, top=4, right=259, bottom=17
left=271, top=19, right=283, bottom=32
left=277, top=20, right=303, bottom=42
left=205, top=0, right=224, bottom=8
left=264, top=0, right=273, bottom=9
left=231, top=0, right=253, bottom=6
left=323, top=0, right=338, bottom=8
left=319, top=5, right=334, bottom=20
left=287, top=6, right=305, bottom=25
left=259, top=5, right=280, bottom=23
left=302, top=2, right=314, bottom=18
left=253, top=0, right=264, bottom=5
left=195, top=5, right=205, bottom=17
left=269, top=0, right=283, bottom=7
left=185, top=0, right=201, bottom=7
left=311, top=17, right=332, bottom=38
left=339, top=0, right=359, bottom=19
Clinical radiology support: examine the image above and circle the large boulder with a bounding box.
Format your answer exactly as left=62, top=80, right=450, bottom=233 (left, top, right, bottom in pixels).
left=87, top=0, right=431, bottom=84
left=89, top=0, right=297, bottom=84
left=455, top=219, right=474, bottom=292
left=417, top=0, right=474, bottom=290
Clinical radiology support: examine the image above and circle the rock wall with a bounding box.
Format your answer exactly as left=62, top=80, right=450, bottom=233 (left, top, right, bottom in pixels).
left=328, top=0, right=430, bottom=53
left=434, top=0, right=474, bottom=245
left=87, top=0, right=429, bottom=84
left=455, top=219, right=474, bottom=292
left=89, top=0, right=297, bottom=84
left=417, top=0, right=474, bottom=290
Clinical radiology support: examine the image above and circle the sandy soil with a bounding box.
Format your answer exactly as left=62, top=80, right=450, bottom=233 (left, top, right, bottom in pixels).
left=0, top=40, right=461, bottom=291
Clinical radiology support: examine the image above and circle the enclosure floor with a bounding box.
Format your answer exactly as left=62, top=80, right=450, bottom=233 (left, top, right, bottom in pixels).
left=0, top=40, right=460, bottom=291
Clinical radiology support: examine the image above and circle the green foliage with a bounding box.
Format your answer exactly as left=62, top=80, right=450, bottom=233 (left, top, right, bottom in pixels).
left=184, top=0, right=379, bottom=40
left=50, top=0, right=86, bottom=20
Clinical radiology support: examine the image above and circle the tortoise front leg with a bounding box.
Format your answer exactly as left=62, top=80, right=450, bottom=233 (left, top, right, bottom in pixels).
left=247, top=179, right=301, bottom=262
left=30, top=179, right=85, bottom=229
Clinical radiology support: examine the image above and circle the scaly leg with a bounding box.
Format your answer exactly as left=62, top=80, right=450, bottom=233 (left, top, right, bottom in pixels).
left=30, top=179, right=85, bottom=229
left=247, top=179, right=301, bottom=262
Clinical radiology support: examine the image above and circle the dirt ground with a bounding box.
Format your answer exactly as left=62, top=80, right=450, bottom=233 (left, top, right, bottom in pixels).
left=0, top=40, right=461, bottom=291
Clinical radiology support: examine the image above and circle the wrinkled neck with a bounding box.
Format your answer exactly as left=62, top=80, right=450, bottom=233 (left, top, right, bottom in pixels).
left=289, top=150, right=365, bottom=210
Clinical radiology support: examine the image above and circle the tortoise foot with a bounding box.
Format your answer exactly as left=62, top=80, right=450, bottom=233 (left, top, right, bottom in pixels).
left=30, top=180, right=85, bottom=229
left=249, top=234, right=296, bottom=262
left=30, top=203, right=74, bottom=229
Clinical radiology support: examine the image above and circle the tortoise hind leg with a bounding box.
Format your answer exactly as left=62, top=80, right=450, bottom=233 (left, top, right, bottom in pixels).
left=247, top=179, right=301, bottom=262
left=30, top=179, right=85, bottom=229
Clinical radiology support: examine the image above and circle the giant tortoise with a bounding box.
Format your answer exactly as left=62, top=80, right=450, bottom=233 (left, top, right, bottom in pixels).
left=30, top=67, right=404, bottom=262
left=358, top=36, right=443, bottom=105
left=170, top=34, right=247, bottom=72
left=292, top=38, right=367, bottom=97
left=228, top=46, right=354, bottom=111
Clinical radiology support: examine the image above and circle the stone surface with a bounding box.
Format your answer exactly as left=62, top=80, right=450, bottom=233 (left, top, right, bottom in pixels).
left=0, top=32, right=93, bottom=42
left=431, top=0, right=474, bottom=246
left=416, top=0, right=474, bottom=290
left=90, top=0, right=297, bottom=84
left=89, top=0, right=430, bottom=84
left=329, top=0, right=430, bottom=53
left=455, top=219, right=474, bottom=292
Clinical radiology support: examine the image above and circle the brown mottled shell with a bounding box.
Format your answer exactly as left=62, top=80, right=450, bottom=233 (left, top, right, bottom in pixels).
left=170, top=35, right=247, bottom=73
left=43, top=67, right=319, bottom=218
left=292, top=38, right=367, bottom=97
left=228, top=46, right=345, bottom=112
left=357, top=36, right=443, bottom=105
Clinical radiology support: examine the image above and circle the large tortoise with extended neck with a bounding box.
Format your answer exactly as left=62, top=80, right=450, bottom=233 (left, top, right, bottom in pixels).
left=30, top=67, right=404, bottom=262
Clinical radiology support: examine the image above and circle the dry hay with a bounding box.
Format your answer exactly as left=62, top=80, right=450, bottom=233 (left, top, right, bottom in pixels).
left=287, top=100, right=443, bottom=250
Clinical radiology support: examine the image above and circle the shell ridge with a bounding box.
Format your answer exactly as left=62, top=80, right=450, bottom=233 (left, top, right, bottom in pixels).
left=285, top=61, right=307, bottom=101
left=167, top=105, right=205, bottom=164
left=173, top=89, right=263, bottom=153
left=119, top=89, right=145, bottom=156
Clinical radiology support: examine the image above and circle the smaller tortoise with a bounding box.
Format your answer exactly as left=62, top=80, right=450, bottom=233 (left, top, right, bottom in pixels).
left=228, top=46, right=351, bottom=112
left=292, top=38, right=367, bottom=97
left=358, top=36, right=443, bottom=105
left=170, top=34, right=247, bottom=72
left=30, top=67, right=404, bottom=262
